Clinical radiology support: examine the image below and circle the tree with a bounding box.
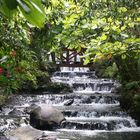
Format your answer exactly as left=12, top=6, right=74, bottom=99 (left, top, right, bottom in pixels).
left=0, top=0, right=140, bottom=94
left=0, top=15, right=44, bottom=94
left=0, top=0, right=48, bottom=95
left=51, top=0, right=140, bottom=83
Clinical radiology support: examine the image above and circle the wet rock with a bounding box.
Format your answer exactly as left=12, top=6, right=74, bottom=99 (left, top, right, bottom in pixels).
left=95, top=96, right=102, bottom=103
left=81, top=95, right=92, bottom=104
left=8, top=108, right=24, bottom=116
left=88, top=112, right=98, bottom=117
left=8, top=126, right=58, bottom=140
left=0, top=119, right=9, bottom=133
left=26, top=104, right=65, bottom=130
left=111, top=85, right=120, bottom=93
left=0, top=106, right=3, bottom=112
left=76, top=123, right=83, bottom=129
left=0, top=132, right=9, bottom=140
left=8, top=126, right=43, bottom=140
left=64, top=99, right=74, bottom=106
left=37, top=137, right=56, bottom=140
left=63, top=111, right=78, bottom=117
left=107, top=122, right=115, bottom=130
left=0, top=136, right=9, bottom=140
left=71, top=111, right=79, bottom=117
left=36, top=132, right=57, bottom=140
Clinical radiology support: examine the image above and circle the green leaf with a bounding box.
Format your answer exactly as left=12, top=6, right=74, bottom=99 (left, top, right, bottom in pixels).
left=0, top=0, right=16, bottom=18
left=31, top=0, right=45, bottom=15
left=17, top=0, right=31, bottom=13
left=0, top=56, right=7, bottom=63
left=121, top=54, right=126, bottom=59
left=17, top=0, right=46, bottom=28
left=118, top=7, right=127, bottom=13
left=100, top=34, right=107, bottom=41
left=84, top=58, right=90, bottom=65
left=5, top=0, right=18, bottom=10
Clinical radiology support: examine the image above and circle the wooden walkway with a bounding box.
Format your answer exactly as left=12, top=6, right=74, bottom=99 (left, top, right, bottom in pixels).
left=49, top=48, right=92, bottom=67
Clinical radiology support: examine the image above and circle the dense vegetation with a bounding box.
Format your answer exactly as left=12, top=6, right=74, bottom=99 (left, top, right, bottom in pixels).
left=0, top=0, right=140, bottom=120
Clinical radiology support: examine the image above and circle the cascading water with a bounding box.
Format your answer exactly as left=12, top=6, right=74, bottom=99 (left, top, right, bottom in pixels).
left=50, top=67, right=140, bottom=139
left=52, top=67, right=116, bottom=93
left=1, top=67, right=140, bottom=140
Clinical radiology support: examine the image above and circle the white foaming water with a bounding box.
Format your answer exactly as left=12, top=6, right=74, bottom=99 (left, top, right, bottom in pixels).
left=57, top=129, right=100, bottom=136
left=66, top=116, right=136, bottom=122
left=57, top=139, right=70, bottom=140
left=115, top=127, right=140, bottom=132
left=52, top=68, right=115, bottom=93
left=50, top=67, right=140, bottom=135
left=90, top=102, right=120, bottom=110
left=60, top=67, right=89, bottom=72
left=74, top=90, right=112, bottom=94
left=58, top=128, right=140, bottom=136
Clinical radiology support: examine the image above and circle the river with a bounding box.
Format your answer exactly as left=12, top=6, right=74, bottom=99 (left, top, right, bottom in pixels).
left=0, top=67, right=140, bottom=140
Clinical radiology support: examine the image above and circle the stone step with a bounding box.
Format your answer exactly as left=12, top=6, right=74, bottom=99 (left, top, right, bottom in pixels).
left=66, top=116, right=135, bottom=124
left=61, top=118, right=135, bottom=130
left=63, top=110, right=128, bottom=118
left=56, top=103, right=120, bottom=112
left=7, top=93, right=120, bottom=107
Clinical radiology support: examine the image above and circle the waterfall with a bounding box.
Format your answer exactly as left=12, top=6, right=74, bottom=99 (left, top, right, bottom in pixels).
left=50, top=67, right=140, bottom=134
left=52, top=67, right=114, bottom=93
left=1, top=66, right=140, bottom=140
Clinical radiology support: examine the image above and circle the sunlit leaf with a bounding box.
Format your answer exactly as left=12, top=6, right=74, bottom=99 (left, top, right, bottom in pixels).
left=121, top=54, right=126, bottom=59
left=17, top=0, right=31, bottom=13
left=17, top=0, right=46, bottom=28
left=100, top=34, right=107, bottom=41
left=118, top=7, right=127, bottom=13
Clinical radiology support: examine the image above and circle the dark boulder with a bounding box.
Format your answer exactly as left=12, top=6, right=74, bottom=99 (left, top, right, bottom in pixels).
left=25, top=104, right=65, bottom=130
